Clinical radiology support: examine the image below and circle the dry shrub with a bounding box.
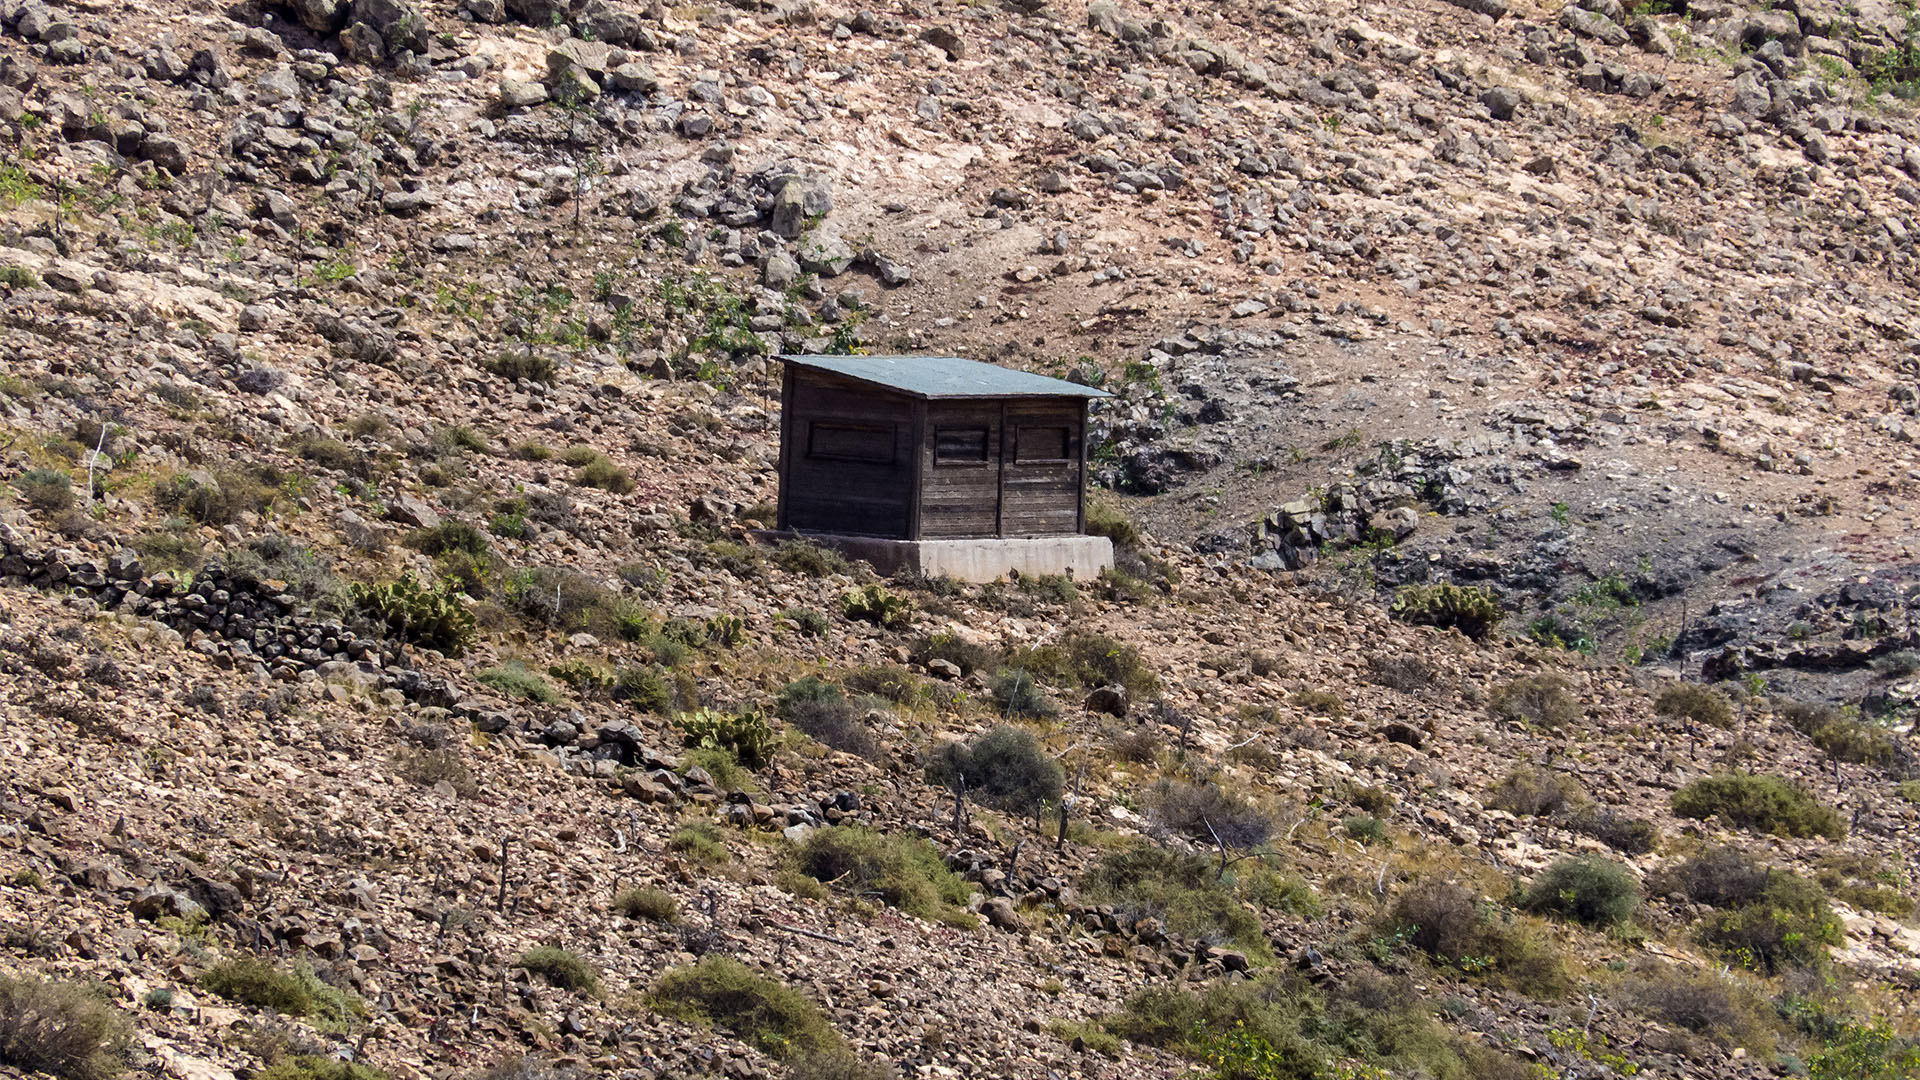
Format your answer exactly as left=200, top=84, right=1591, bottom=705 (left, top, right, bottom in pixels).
left=1147, top=780, right=1274, bottom=849
left=1368, top=653, right=1436, bottom=692
left=1486, top=764, right=1587, bottom=817
left=1488, top=674, right=1581, bottom=728
left=1618, top=959, right=1780, bottom=1053
left=0, top=976, right=130, bottom=1080
left=1656, top=682, right=1734, bottom=730
left=1649, top=847, right=1771, bottom=908
left=1387, top=880, right=1569, bottom=997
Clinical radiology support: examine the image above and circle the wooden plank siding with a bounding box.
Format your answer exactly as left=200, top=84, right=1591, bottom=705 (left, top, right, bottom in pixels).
left=778, top=363, right=1090, bottom=542
left=1000, top=402, right=1085, bottom=538
left=919, top=401, right=1003, bottom=539
left=779, top=368, right=916, bottom=538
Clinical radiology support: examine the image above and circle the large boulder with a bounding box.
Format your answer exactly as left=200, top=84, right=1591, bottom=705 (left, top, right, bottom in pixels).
left=770, top=174, right=833, bottom=238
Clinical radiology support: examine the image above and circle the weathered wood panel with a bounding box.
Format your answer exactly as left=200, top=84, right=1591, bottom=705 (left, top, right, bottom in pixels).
left=920, top=402, right=1004, bottom=538
left=782, top=369, right=915, bottom=538
left=1000, top=402, right=1085, bottom=537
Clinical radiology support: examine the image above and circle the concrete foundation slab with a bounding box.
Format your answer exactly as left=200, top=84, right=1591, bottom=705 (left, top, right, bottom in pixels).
left=752, top=532, right=1114, bottom=583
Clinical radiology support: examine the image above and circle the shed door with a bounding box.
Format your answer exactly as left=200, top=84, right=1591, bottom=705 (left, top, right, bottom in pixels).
left=920, top=405, right=1002, bottom=539
left=1000, top=405, right=1081, bottom=538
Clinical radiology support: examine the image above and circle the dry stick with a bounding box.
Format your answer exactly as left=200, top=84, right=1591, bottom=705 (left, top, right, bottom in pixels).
left=496, top=836, right=511, bottom=913
left=84, top=422, right=106, bottom=503
left=765, top=921, right=855, bottom=946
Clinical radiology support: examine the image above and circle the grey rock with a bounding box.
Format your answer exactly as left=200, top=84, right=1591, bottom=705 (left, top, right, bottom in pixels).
left=1438, top=0, right=1508, bottom=17
left=382, top=188, right=436, bottom=215
left=1085, top=684, right=1128, bottom=717
left=288, top=0, right=347, bottom=32
left=762, top=250, right=801, bottom=289
left=138, top=134, right=189, bottom=173
left=1560, top=4, right=1630, bottom=45
left=386, top=495, right=440, bottom=529
left=797, top=229, right=855, bottom=276
left=981, top=896, right=1026, bottom=931
left=770, top=174, right=833, bottom=238
left=920, top=25, right=965, bottom=60
left=609, top=61, right=657, bottom=93
left=1480, top=86, right=1522, bottom=120
left=498, top=77, right=549, bottom=109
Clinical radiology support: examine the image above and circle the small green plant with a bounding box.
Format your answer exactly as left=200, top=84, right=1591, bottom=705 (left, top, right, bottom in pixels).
left=478, top=661, right=563, bottom=704
left=1671, top=773, right=1845, bottom=840
left=1897, top=780, right=1920, bottom=804
left=403, top=522, right=490, bottom=558
left=668, top=821, right=731, bottom=864
left=1656, top=682, right=1734, bottom=730
left=1486, top=764, right=1587, bottom=817
left=0, top=267, right=40, bottom=289
left=1700, top=871, right=1842, bottom=973
left=140, top=988, right=173, bottom=1012
left=988, top=667, right=1056, bottom=718
left=573, top=454, right=634, bottom=493
left=1390, top=583, right=1503, bottom=640
left=1343, top=815, right=1388, bottom=846
left=841, top=584, right=913, bottom=629
left=253, top=1057, right=388, bottom=1080
left=677, top=708, right=774, bottom=768
left=778, top=607, right=829, bottom=637
left=1520, top=856, right=1640, bottom=928
left=0, top=165, right=42, bottom=208
left=1081, top=846, right=1270, bottom=958
left=514, top=947, right=600, bottom=995
left=16, top=468, right=74, bottom=513
left=773, top=540, right=851, bottom=577
left=792, top=827, right=977, bottom=926
left=198, top=960, right=363, bottom=1025
left=613, top=887, right=678, bottom=923
left=925, top=725, right=1063, bottom=813
left=0, top=975, right=131, bottom=1080
left=486, top=349, right=558, bottom=384
left=647, top=956, right=843, bottom=1059
left=350, top=575, right=474, bottom=655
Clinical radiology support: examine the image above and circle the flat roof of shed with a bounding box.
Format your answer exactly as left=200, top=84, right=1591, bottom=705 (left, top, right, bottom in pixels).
left=781, top=354, right=1111, bottom=400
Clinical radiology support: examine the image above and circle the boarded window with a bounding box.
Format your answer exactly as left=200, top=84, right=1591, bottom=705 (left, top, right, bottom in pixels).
left=807, top=422, right=895, bottom=464
left=934, top=427, right=990, bottom=464
left=1014, top=426, right=1070, bottom=462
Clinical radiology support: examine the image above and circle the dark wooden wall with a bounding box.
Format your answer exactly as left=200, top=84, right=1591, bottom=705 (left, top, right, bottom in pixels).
left=918, top=399, right=1086, bottom=539
left=777, top=368, right=918, bottom=538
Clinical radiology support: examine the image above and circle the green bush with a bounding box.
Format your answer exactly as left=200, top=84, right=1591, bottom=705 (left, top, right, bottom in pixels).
left=16, top=468, right=73, bottom=514
left=1023, top=631, right=1158, bottom=695
left=614, top=887, right=678, bottom=923
left=1342, top=815, right=1388, bottom=846
left=612, top=666, right=674, bottom=713
left=1649, top=846, right=1772, bottom=909
left=910, top=631, right=999, bottom=675
left=647, top=957, right=841, bottom=1059
left=1563, top=806, right=1659, bottom=855
left=773, top=540, right=851, bottom=577
left=1656, top=682, right=1734, bottom=730
left=487, top=349, right=557, bottom=383
left=1806, top=1018, right=1920, bottom=1080
left=988, top=667, right=1056, bottom=718
left=677, top=708, right=774, bottom=769
left=574, top=455, right=634, bottom=493
left=1897, top=780, right=1920, bottom=804
left=351, top=575, right=475, bottom=655
left=1390, top=583, right=1503, bottom=640
left=478, top=661, right=562, bottom=704
left=1083, top=498, right=1142, bottom=549
left=1488, top=674, right=1581, bottom=728
left=155, top=467, right=276, bottom=525
left=1699, top=872, right=1841, bottom=973
left=925, top=725, right=1063, bottom=813
left=198, top=960, right=362, bottom=1024
left=1080, top=846, right=1269, bottom=957
left=844, top=665, right=920, bottom=703
left=254, top=1057, right=388, bottom=1080
left=1671, top=773, right=1845, bottom=839
left=404, top=522, right=491, bottom=558
left=1781, top=703, right=1912, bottom=770
left=779, top=607, right=829, bottom=637
left=668, top=822, right=730, bottom=865
left=0, top=976, right=131, bottom=1080
left=842, top=584, right=913, bottom=629
left=1520, top=856, right=1640, bottom=928
left=792, top=827, right=975, bottom=926
left=775, top=678, right=879, bottom=760
left=515, top=947, right=599, bottom=995
left=0, top=267, right=42, bottom=289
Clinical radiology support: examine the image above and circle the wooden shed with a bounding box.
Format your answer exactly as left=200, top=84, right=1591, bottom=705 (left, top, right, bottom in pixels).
left=774, top=354, right=1111, bottom=541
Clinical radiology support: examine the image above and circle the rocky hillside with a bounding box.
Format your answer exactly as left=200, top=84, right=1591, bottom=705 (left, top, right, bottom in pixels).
left=2, top=0, right=1919, bottom=1078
